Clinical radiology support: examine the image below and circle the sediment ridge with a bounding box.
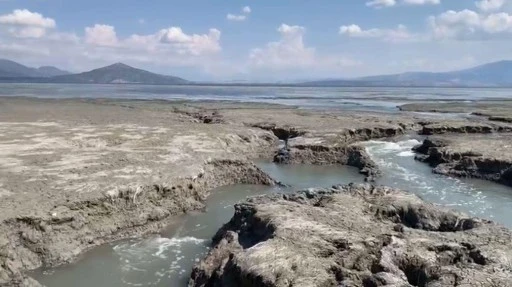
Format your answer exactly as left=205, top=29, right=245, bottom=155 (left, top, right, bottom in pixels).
left=190, top=184, right=512, bottom=287
left=1, top=160, right=278, bottom=286
left=414, top=135, right=512, bottom=187
left=250, top=122, right=411, bottom=181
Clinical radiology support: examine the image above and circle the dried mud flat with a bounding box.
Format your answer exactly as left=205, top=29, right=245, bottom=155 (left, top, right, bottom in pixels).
left=0, top=97, right=419, bottom=286
left=400, top=101, right=512, bottom=124
left=0, top=97, right=512, bottom=286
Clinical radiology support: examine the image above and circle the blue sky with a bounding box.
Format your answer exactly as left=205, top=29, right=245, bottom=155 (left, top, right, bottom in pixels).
left=0, top=0, right=511, bottom=81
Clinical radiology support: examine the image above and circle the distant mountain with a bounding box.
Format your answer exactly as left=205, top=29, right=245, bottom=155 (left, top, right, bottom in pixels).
left=304, top=60, right=512, bottom=87
left=0, top=59, right=42, bottom=77
left=2, top=58, right=512, bottom=87
left=37, top=66, right=70, bottom=77
left=0, top=59, right=69, bottom=78
left=51, top=63, right=189, bottom=85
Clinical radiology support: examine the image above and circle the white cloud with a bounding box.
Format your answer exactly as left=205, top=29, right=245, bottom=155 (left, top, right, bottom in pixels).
left=366, top=0, right=396, bottom=8
left=366, top=0, right=439, bottom=8
left=83, top=25, right=221, bottom=56
left=249, top=24, right=315, bottom=69
left=339, top=24, right=415, bottom=42
left=249, top=23, right=361, bottom=74
left=0, top=9, right=56, bottom=38
left=403, top=0, right=440, bottom=5
left=242, top=6, right=252, bottom=14
left=428, top=9, right=512, bottom=39
left=475, top=0, right=506, bottom=12
left=0, top=8, right=223, bottom=75
left=85, top=24, right=118, bottom=46
left=0, top=9, right=55, bottom=28
left=227, top=6, right=251, bottom=22
left=156, top=27, right=221, bottom=55
left=226, top=14, right=246, bottom=21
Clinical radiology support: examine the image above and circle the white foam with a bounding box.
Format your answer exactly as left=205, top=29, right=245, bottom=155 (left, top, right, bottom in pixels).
left=153, top=236, right=206, bottom=258
left=397, top=151, right=415, bottom=157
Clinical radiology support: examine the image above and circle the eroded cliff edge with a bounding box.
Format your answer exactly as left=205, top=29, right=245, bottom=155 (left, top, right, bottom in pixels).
left=190, top=184, right=512, bottom=287
left=414, top=134, right=512, bottom=187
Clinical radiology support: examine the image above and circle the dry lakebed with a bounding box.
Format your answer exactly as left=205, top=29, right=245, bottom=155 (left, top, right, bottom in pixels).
left=0, top=97, right=511, bottom=286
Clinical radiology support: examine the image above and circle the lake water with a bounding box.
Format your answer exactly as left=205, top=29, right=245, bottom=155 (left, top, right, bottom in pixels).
left=1, top=84, right=512, bottom=113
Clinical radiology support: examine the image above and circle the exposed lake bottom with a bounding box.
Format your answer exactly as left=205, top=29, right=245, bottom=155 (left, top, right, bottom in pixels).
left=31, top=142, right=512, bottom=286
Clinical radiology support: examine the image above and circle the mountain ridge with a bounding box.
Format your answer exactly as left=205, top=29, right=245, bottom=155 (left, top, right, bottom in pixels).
left=305, top=60, right=512, bottom=87
left=50, top=62, right=189, bottom=85
left=1, top=59, right=512, bottom=86
left=0, top=59, right=69, bottom=78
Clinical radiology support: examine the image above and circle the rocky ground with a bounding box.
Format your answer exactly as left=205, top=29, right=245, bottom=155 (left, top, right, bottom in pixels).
left=1, top=97, right=512, bottom=286
left=190, top=184, right=512, bottom=287
left=414, top=134, right=512, bottom=187
left=0, top=97, right=424, bottom=286
left=172, top=102, right=424, bottom=181
left=0, top=98, right=286, bottom=286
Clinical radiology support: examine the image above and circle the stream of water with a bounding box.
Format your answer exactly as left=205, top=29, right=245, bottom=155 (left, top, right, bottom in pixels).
left=31, top=142, right=512, bottom=286
left=365, top=137, right=512, bottom=227
left=31, top=165, right=364, bottom=287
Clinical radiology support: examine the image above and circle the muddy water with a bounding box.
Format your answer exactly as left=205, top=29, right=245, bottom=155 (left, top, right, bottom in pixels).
left=31, top=164, right=364, bottom=287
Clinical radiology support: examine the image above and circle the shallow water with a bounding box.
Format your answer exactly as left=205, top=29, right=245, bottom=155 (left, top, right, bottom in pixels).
left=365, top=138, right=512, bottom=228
left=31, top=164, right=364, bottom=287
left=2, top=84, right=512, bottom=113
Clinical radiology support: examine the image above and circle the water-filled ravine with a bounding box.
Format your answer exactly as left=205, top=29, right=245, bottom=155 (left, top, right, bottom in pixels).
left=30, top=145, right=512, bottom=286
left=30, top=164, right=364, bottom=287
left=364, top=137, right=512, bottom=227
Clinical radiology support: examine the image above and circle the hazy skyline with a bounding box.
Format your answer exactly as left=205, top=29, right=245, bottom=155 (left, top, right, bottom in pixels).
left=0, top=0, right=511, bottom=81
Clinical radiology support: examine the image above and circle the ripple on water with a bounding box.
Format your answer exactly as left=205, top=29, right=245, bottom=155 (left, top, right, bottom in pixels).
left=112, top=236, right=208, bottom=286
left=364, top=138, right=512, bottom=228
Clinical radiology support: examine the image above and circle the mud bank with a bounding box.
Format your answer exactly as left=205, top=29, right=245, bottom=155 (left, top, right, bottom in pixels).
left=245, top=117, right=412, bottom=181
left=399, top=101, right=512, bottom=135
left=414, top=135, right=512, bottom=187
left=190, top=184, right=512, bottom=287
left=400, top=101, right=512, bottom=124
left=0, top=98, right=284, bottom=286
left=419, top=121, right=512, bottom=135
left=1, top=160, right=279, bottom=286
left=175, top=102, right=420, bottom=180
left=274, top=144, right=379, bottom=181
